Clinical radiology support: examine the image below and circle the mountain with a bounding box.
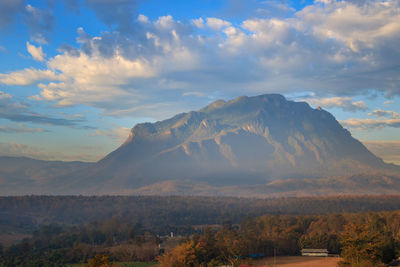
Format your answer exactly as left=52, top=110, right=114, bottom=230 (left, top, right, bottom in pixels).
left=1, top=94, right=399, bottom=196
left=0, top=157, right=92, bottom=195
left=51, top=94, right=399, bottom=195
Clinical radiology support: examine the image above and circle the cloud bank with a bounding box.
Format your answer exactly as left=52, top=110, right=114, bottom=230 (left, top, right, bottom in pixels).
left=342, top=107, right=400, bottom=130
left=1, top=0, right=399, bottom=120
left=0, top=91, right=85, bottom=127
left=303, top=96, right=368, bottom=112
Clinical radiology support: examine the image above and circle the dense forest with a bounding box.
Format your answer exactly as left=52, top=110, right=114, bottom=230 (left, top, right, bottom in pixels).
left=2, top=195, right=400, bottom=266
left=2, top=195, right=400, bottom=236
left=1, top=210, right=400, bottom=266
left=160, top=211, right=400, bottom=267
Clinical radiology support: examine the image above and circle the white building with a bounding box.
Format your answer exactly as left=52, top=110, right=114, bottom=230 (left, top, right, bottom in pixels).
left=301, top=248, right=329, bottom=257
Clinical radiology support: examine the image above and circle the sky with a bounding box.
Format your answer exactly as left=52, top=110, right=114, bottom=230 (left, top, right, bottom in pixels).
left=0, top=0, right=399, bottom=164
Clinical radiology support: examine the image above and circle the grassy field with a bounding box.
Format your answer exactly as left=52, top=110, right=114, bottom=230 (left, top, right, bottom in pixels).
left=247, top=256, right=341, bottom=267
left=68, top=262, right=159, bottom=267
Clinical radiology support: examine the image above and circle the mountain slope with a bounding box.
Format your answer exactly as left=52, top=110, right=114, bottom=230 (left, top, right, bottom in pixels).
left=54, top=94, right=397, bottom=194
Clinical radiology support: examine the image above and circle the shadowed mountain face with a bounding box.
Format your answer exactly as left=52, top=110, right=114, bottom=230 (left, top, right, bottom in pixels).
left=1, top=94, right=399, bottom=196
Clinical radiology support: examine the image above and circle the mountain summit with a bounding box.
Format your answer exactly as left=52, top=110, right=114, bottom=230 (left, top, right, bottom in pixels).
left=2, top=94, right=398, bottom=196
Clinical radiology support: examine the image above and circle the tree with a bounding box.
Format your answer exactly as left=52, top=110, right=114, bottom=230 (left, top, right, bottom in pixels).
left=158, top=240, right=201, bottom=267
left=339, top=222, right=394, bottom=267
left=87, top=254, right=116, bottom=267
left=214, top=229, right=246, bottom=267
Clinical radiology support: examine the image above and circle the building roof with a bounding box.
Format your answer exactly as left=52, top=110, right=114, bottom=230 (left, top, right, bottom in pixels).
left=301, top=249, right=329, bottom=253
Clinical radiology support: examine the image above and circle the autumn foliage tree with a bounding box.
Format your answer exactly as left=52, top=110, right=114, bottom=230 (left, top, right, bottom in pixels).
left=158, top=240, right=202, bottom=267
left=87, top=254, right=116, bottom=267
left=214, top=229, right=246, bottom=267
left=339, top=222, right=394, bottom=267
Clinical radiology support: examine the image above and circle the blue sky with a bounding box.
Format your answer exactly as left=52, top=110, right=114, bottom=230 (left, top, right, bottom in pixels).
left=0, top=0, right=400, bottom=163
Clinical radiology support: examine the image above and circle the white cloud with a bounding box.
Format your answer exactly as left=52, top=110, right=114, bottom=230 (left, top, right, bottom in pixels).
left=26, top=42, right=45, bottom=61
left=137, top=14, right=149, bottom=24
left=221, top=26, right=247, bottom=50
left=29, top=25, right=200, bottom=111
left=297, top=0, right=400, bottom=52
left=0, top=68, right=60, bottom=86
left=206, top=17, right=231, bottom=30
left=192, top=18, right=204, bottom=28
left=155, top=15, right=175, bottom=29
left=303, top=96, right=368, bottom=112
left=33, top=48, right=156, bottom=106
left=368, top=109, right=400, bottom=118
left=341, top=118, right=400, bottom=130
left=49, top=48, right=155, bottom=83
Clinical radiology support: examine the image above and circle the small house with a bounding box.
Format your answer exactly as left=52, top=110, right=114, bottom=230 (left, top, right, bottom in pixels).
left=301, top=248, right=329, bottom=257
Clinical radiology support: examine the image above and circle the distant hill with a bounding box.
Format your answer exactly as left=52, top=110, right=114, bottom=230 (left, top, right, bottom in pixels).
left=0, top=156, right=92, bottom=195
left=1, top=94, right=399, bottom=195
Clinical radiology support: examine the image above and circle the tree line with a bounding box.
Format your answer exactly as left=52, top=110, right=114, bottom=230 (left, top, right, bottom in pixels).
left=2, top=195, right=400, bottom=235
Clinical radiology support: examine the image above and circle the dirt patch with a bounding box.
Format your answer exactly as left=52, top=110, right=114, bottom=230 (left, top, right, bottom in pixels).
left=245, top=256, right=341, bottom=267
